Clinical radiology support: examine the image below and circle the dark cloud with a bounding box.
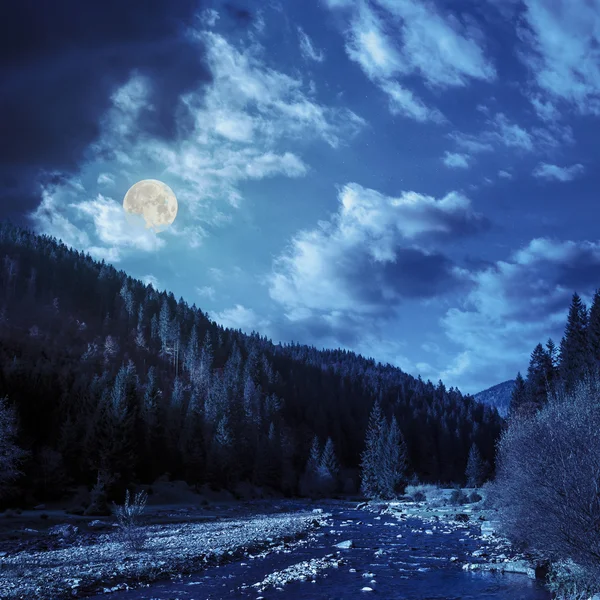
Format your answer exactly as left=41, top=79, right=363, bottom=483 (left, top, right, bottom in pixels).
left=0, top=0, right=251, bottom=224
left=346, top=247, right=464, bottom=309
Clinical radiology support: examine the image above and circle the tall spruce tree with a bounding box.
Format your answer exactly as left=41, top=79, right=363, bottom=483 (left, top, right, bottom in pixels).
left=383, top=416, right=407, bottom=496
left=465, top=443, right=485, bottom=487
left=360, top=399, right=387, bottom=498
left=559, top=293, right=591, bottom=391
left=588, top=290, right=600, bottom=372
left=525, top=343, right=554, bottom=412
left=509, top=372, right=527, bottom=418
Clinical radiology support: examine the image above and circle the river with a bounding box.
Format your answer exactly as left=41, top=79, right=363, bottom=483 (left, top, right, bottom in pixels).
left=87, top=501, right=551, bottom=599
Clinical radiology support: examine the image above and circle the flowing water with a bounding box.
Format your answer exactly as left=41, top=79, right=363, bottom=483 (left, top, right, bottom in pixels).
left=89, top=501, right=551, bottom=600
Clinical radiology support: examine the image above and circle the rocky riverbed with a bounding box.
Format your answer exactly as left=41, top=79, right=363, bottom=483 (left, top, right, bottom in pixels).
left=0, top=503, right=329, bottom=599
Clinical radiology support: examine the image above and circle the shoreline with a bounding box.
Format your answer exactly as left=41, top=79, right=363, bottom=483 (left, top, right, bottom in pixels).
left=0, top=502, right=330, bottom=599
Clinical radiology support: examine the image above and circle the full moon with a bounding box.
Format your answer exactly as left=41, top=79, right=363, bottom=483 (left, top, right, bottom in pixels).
left=123, top=179, right=178, bottom=233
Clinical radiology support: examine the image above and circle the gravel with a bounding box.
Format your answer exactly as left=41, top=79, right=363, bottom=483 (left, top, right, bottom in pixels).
left=0, top=510, right=329, bottom=599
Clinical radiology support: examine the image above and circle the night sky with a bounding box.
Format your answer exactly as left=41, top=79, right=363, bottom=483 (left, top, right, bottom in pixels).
left=2, top=0, right=599, bottom=393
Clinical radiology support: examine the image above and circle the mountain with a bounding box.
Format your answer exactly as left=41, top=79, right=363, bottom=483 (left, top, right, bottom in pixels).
left=0, top=221, right=503, bottom=503
left=474, top=380, right=515, bottom=417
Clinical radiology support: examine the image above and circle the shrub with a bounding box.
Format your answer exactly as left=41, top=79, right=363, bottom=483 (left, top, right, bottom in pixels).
left=468, top=491, right=482, bottom=503
left=495, top=374, right=600, bottom=582
left=112, top=489, right=148, bottom=552
left=412, top=490, right=426, bottom=502
left=449, top=489, right=468, bottom=505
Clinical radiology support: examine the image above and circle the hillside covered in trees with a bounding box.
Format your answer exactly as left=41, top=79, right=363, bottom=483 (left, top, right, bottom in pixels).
left=0, top=222, right=503, bottom=506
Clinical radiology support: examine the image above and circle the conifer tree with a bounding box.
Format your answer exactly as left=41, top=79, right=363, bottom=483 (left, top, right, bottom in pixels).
left=360, top=399, right=388, bottom=498
left=318, top=437, right=339, bottom=494
left=465, top=443, right=485, bottom=487
left=559, top=293, right=591, bottom=391
left=525, top=343, right=554, bottom=411
left=509, top=372, right=527, bottom=417
left=383, top=416, right=407, bottom=495
left=588, top=290, right=600, bottom=372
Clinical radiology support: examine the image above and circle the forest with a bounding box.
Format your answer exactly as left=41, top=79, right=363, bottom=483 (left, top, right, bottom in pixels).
left=0, top=221, right=503, bottom=507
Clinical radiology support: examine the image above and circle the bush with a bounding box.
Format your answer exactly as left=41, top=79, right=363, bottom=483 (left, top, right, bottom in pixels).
left=449, top=489, right=468, bottom=505
left=468, top=491, right=482, bottom=503
left=412, top=490, right=426, bottom=502
left=495, top=374, right=600, bottom=581
left=547, top=559, right=599, bottom=600
left=112, top=489, right=148, bottom=552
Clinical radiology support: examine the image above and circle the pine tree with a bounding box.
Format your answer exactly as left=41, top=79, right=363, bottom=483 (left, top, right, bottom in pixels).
left=300, top=435, right=322, bottom=497
left=525, top=343, right=553, bottom=412
left=360, top=399, right=387, bottom=498
left=0, top=396, right=26, bottom=497
left=509, top=372, right=527, bottom=417
left=383, top=416, right=407, bottom=496
left=588, top=290, right=600, bottom=372
left=560, top=293, right=591, bottom=391
left=318, top=437, right=339, bottom=494
left=465, top=443, right=485, bottom=487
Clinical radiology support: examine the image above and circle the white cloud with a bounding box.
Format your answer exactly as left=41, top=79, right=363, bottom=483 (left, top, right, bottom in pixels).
left=533, top=162, right=585, bottom=182
left=269, top=182, right=484, bottom=317
left=490, top=113, right=533, bottom=150
left=381, top=81, right=445, bottom=123
left=517, top=0, right=600, bottom=115
left=97, top=173, right=115, bottom=186
left=31, top=29, right=364, bottom=257
left=298, top=27, right=325, bottom=62
left=196, top=285, right=216, bottom=300
left=142, top=274, right=160, bottom=289
left=443, top=151, right=470, bottom=169
left=331, top=0, right=495, bottom=121
left=212, top=304, right=270, bottom=333
left=498, top=170, right=513, bottom=179
left=72, top=194, right=165, bottom=254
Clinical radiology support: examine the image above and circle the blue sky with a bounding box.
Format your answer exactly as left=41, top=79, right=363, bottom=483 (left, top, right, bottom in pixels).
left=3, top=0, right=600, bottom=393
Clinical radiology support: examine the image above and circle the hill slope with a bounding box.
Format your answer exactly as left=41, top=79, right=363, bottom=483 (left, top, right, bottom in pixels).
left=0, top=221, right=503, bottom=503
left=474, top=380, right=515, bottom=417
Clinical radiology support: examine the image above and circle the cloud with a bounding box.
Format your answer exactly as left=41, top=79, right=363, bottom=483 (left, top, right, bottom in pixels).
left=443, top=152, right=470, bottom=169
left=298, top=27, right=325, bottom=62
left=212, top=304, right=270, bottom=333
left=489, top=113, right=533, bottom=151
left=268, top=183, right=487, bottom=323
left=73, top=194, right=165, bottom=254
left=196, top=285, right=216, bottom=300
left=440, top=237, right=600, bottom=390
left=498, top=170, right=513, bottom=179
left=97, top=173, right=115, bottom=186
left=142, top=274, right=160, bottom=289
left=330, top=0, right=495, bottom=121
left=448, top=112, right=574, bottom=159
left=31, top=28, right=362, bottom=256
left=516, top=0, right=600, bottom=115
left=0, top=0, right=220, bottom=224
left=381, top=81, right=445, bottom=123
left=532, top=162, right=585, bottom=182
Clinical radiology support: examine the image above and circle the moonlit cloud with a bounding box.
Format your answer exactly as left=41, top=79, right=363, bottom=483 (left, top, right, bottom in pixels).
left=298, top=27, right=325, bottom=62
left=533, top=162, right=585, bottom=182
left=269, top=183, right=486, bottom=322
left=443, top=152, right=470, bottom=169
left=212, top=304, right=271, bottom=333
left=517, top=0, right=600, bottom=116
left=329, top=0, right=495, bottom=122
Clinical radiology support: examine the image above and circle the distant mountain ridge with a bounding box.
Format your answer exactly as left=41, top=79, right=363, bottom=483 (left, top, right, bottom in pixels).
left=474, top=379, right=515, bottom=417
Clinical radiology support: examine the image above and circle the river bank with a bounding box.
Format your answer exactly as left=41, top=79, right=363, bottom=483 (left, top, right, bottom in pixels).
left=0, top=501, right=330, bottom=599
left=0, top=487, right=552, bottom=600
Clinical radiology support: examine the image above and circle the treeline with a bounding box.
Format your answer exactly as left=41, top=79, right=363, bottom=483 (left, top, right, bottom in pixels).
left=0, top=221, right=502, bottom=506
left=496, top=291, right=600, bottom=596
